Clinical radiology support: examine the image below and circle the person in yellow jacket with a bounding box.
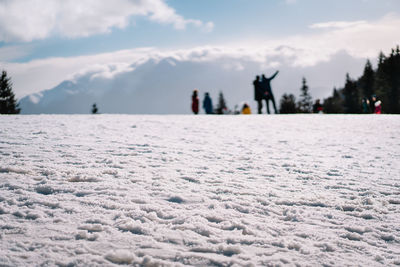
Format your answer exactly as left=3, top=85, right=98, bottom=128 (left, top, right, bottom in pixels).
left=241, top=103, right=252, bottom=114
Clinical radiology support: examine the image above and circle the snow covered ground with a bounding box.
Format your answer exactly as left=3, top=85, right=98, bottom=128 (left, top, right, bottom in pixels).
left=0, top=114, right=399, bottom=266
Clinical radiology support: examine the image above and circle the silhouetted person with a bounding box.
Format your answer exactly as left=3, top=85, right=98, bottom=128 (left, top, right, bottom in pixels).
left=260, top=71, right=279, bottom=114
left=203, top=92, right=213, bottom=114
left=191, top=89, right=199, bottom=114
left=91, top=103, right=98, bottom=114
left=370, top=94, right=377, bottom=112
left=313, top=99, right=323, bottom=113
left=361, top=97, right=370, bottom=113
left=253, top=75, right=263, bottom=114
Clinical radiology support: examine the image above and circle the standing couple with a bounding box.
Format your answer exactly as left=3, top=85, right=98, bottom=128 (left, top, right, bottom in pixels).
left=253, top=71, right=279, bottom=114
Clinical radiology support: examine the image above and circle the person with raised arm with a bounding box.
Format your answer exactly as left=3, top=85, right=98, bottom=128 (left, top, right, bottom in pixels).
left=260, top=71, right=279, bottom=114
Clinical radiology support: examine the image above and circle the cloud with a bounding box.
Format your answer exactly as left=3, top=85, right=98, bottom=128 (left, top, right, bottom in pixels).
left=0, top=0, right=213, bottom=42
left=3, top=13, right=400, bottom=98
left=304, top=13, right=400, bottom=59
left=310, top=20, right=368, bottom=29
left=0, top=45, right=356, bottom=99
left=236, top=13, right=399, bottom=67
left=3, top=48, right=157, bottom=96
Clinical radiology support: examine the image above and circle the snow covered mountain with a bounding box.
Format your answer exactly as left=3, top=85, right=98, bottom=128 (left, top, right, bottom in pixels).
left=19, top=51, right=365, bottom=114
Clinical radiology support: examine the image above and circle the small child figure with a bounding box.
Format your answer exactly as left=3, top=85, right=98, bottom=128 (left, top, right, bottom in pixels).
left=313, top=99, right=323, bottom=113
left=241, top=103, right=251, bottom=114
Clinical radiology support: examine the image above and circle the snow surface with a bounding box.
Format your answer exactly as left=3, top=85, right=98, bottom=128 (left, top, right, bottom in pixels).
left=0, top=114, right=399, bottom=266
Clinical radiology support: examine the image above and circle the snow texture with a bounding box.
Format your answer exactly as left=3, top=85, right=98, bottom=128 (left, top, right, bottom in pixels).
left=0, top=114, right=399, bottom=266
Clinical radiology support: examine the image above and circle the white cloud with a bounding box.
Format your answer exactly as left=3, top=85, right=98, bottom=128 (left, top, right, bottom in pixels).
left=236, top=13, right=400, bottom=67
left=2, top=48, right=157, bottom=96
left=0, top=44, right=357, bottom=99
left=304, top=13, right=400, bottom=60
left=0, top=0, right=213, bottom=42
left=310, top=20, right=368, bottom=29
left=3, top=13, right=400, bottom=98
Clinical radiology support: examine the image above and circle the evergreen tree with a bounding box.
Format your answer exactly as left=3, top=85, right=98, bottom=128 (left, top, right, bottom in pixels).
left=358, top=60, right=375, bottom=105
left=323, top=88, right=344, bottom=114
left=342, top=73, right=360, bottom=113
left=91, top=103, right=98, bottom=114
left=279, top=94, right=297, bottom=114
left=0, top=70, right=20, bottom=114
left=374, top=52, right=391, bottom=113
left=297, top=77, right=312, bottom=113
left=392, top=45, right=400, bottom=113
left=215, top=91, right=227, bottom=114
left=383, top=46, right=400, bottom=113
left=373, top=46, right=400, bottom=113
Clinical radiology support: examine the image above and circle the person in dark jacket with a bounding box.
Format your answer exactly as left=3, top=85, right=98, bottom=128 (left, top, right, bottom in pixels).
left=361, top=97, right=371, bottom=113
left=191, top=89, right=199, bottom=114
left=203, top=92, right=213, bottom=114
left=253, top=75, right=263, bottom=114
left=260, top=71, right=279, bottom=114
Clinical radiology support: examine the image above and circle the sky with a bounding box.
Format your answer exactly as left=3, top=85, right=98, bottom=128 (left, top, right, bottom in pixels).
left=0, top=0, right=400, bottom=100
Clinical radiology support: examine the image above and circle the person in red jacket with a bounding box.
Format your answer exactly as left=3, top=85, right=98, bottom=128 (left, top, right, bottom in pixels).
left=191, top=89, right=199, bottom=114
left=374, top=100, right=382, bottom=114
left=372, top=95, right=382, bottom=114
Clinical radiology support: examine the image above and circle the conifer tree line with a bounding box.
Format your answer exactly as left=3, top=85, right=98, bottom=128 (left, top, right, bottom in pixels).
left=280, top=46, right=400, bottom=114
left=0, top=70, right=20, bottom=114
